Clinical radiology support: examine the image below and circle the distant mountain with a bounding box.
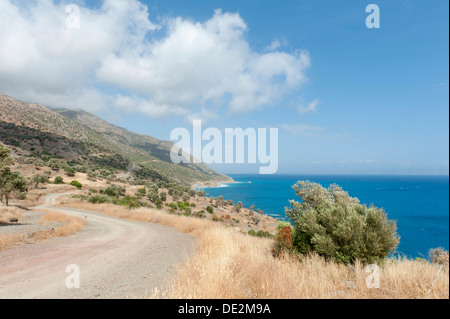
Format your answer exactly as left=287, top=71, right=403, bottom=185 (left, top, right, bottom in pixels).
left=0, top=93, right=231, bottom=185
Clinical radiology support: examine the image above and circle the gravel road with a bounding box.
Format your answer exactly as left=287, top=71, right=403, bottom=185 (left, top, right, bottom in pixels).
left=0, top=193, right=195, bottom=299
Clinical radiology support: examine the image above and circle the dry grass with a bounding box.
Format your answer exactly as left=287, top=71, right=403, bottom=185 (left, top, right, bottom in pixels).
left=65, top=202, right=449, bottom=299
left=0, top=206, right=24, bottom=224
left=0, top=210, right=86, bottom=250
left=156, top=226, right=449, bottom=299
left=37, top=210, right=86, bottom=238
left=68, top=202, right=211, bottom=235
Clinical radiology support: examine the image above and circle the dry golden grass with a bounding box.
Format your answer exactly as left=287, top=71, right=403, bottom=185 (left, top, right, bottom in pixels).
left=0, top=210, right=86, bottom=250
left=156, top=226, right=449, bottom=299
left=0, top=206, right=24, bottom=224
left=65, top=202, right=449, bottom=299
left=37, top=210, right=86, bottom=238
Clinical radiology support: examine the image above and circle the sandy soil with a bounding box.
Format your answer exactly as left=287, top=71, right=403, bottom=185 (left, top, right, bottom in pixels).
left=0, top=193, right=195, bottom=299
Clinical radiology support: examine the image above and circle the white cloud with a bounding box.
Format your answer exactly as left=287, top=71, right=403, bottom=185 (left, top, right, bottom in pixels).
left=266, top=40, right=281, bottom=51
left=0, top=1, right=311, bottom=120
left=298, top=99, right=319, bottom=114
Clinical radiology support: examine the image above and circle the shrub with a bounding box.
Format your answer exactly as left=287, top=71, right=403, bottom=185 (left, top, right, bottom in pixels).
left=196, top=210, right=205, bottom=218
left=160, top=192, right=167, bottom=202
left=276, top=221, right=293, bottom=234
left=196, top=190, right=206, bottom=197
left=136, top=188, right=147, bottom=196
left=69, top=180, right=82, bottom=190
left=88, top=195, right=111, bottom=204
left=54, top=176, right=64, bottom=184
left=64, top=166, right=76, bottom=177
left=248, top=229, right=274, bottom=239
left=285, top=181, right=400, bottom=264
left=273, top=226, right=293, bottom=257
left=116, top=195, right=141, bottom=209
left=428, top=248, right=449, bottom=265
left=188, top=189, right=196, bottom=197
left=105, top=184, right=126, bottom=197
left=206, top=205, right=214, bottom=214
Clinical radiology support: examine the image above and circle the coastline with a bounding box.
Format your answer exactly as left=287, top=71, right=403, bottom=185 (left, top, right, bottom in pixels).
left=191, top=176, right=236, bottom=190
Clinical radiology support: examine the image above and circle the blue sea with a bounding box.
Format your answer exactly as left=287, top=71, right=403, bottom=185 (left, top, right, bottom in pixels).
left=201, top=174, right=449, bottom=259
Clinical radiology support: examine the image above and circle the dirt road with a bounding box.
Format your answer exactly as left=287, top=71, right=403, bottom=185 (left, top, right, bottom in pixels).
left=116, top=164, right=137, bottom=179
left=0, top=193, right=195, bottom=299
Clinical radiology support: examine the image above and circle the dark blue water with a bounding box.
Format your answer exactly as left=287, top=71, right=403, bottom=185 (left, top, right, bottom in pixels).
left=201, top=174, right=449, bottom=259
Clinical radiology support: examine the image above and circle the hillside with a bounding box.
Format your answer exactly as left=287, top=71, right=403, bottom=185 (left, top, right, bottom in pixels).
left=0, top=93, right=232, bottom=185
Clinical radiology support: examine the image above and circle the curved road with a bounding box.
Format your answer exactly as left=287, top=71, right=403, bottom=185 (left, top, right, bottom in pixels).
left=0, top=193, right=195, bottom=299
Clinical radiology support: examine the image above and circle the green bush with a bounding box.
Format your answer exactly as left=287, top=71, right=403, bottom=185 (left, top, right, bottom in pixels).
left=54, top=176, right=64, bottom=184
left=105, top=184, right=126, bottom=197
left=285, top=181, right=400, bottom=264
left=116, top=195, right=141, bottom=209
left=88, top=195, right=111, bottom=204
left=64, top=166, right=76, bottom=177
left=69, top=180, right=82, bottom=190
left=248, top=229, right=274, bottom=239
left=147, top=191, right=161, bottom=204
left=206, top=205, right=214, bottom=214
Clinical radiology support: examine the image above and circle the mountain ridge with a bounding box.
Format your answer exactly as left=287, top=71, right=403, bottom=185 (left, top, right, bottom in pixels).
left=0, top=92, right=232, bottom=185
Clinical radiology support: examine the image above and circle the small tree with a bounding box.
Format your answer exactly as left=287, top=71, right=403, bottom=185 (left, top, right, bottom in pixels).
left=0, top=142, right=14, bottom=168
left=0, top=143, right=27, bottom=205
left=286, top=181, right=400, bottom=264
left=0, top=168, right=28, bottom=206
left=31, top=175, right=41, bottom=189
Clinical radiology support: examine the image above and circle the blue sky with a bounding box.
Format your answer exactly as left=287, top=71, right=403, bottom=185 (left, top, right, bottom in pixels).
left=0, top=0, right=448, bottom=175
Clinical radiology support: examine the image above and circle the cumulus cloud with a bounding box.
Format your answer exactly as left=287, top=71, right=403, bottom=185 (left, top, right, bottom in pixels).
left=0, top=1, right=311, bottom=119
